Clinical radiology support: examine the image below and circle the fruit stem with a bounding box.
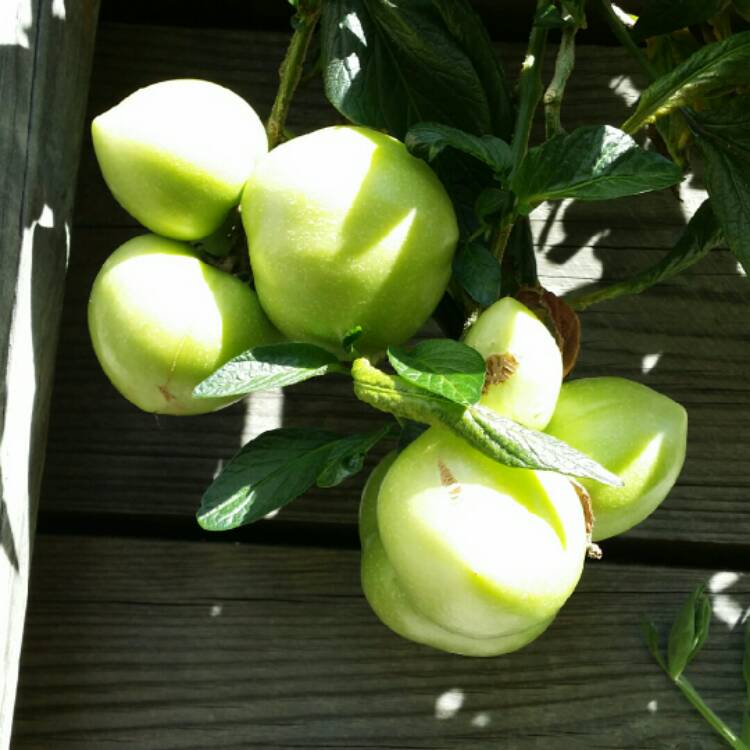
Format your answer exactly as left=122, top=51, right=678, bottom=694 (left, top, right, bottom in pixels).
left=266, top=1, right=322, bottom=149
left=543, top=11, right=584, bottom=139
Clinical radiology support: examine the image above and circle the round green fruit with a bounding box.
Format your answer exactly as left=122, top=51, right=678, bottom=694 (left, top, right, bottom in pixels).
left=242, top=126, right=459, bottom=357
left=92, top=79, right=267, bottom=240
left=88, top=234, right=279, bottom=415
left=463, top=296, right=563, bottom=430
left=359, top=427, right=587, bottom=656
left=545, top=377, right=688, bottom=541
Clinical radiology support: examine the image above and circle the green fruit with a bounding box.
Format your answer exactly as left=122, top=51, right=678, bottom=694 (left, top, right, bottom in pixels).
left=359, top=427, right=587, bottom=656
left=242, top=126, right=458, bottom=357
left=545, top=377, right=688, bottom=541
left=463, top=296, right=563, bottom=430
left=88, top=234, right=279, bottom=415
left=92, top=79, right=267, bottom=240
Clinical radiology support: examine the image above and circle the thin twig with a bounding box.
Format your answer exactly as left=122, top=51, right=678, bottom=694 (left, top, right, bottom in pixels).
left=266, top=2, right=322, bottom=149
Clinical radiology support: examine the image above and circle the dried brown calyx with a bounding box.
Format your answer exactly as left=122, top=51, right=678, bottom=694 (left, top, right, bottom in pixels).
left=515, top=286, right=581, bottom=378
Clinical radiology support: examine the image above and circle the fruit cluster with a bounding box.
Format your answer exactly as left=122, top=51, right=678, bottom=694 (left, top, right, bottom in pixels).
left=88, top=79, right=688, bottom=658
left=360, top=297, right=687, bottom=656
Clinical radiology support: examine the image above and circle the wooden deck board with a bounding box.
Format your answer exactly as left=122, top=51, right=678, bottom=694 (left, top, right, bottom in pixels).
left=13, top=535, right=750, bottom=749
left=0, top=2, right=99, bottom=746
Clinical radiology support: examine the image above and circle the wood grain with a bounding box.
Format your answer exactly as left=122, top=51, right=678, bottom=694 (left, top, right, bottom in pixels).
left=39, top=24, right=750, bottom=546
left=13, top=534, right=750, bottom=749
left=0, top=2, right=99, bottom=746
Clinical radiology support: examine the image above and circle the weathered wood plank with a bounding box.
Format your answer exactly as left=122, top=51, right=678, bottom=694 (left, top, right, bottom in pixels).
left=0, top=2, right=99, bottom=746
left=13, top=535, right=750, bottom=749
left=37, top=24, right=750, bottom=545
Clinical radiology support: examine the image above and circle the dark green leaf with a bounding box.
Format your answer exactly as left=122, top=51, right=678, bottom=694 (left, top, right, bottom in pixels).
left=568, top=199, right=724, bottom=309
left=197, top=426, right=390, bottom=530
left=428, top=0, right=514, bottom=139
left=501, top=218, right=538, bottom=296
left=387, top=339, right=486, bottom=406
left=667, top=585, right=712, bottom=679
left=320, top=0, right=510, bottom=140
left=642, top=619, right=667, bottom=671
left=351, top=358, right=622, bottom=486
left=512, top=125, right=682, bottom=213
left=316, top=424, right=393, bottom=487
left=453, top=242, right=502, bottom=307
left=632, top=0, right=729, bottom=41
left=406, top=122, right=512, bottom=173
left=692, top=96, right=750, bottom=273
left=623, top=31, right=750, bottom=132
left=193, top=343, right=347, bottom=399
left=475, top=188, right=509, bottom=223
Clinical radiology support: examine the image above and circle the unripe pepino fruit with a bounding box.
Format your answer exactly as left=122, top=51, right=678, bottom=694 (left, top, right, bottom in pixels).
left=242, top=125, right=458, bottom=357
left=545, top=377, right=688, bottom=541
left=88, top=234, right=280, bottom=415
left=92, top=79, right=267, bottom=240
left=359, top=427, right=587, bottom=656
left=463, top=296, right=563, bottom=430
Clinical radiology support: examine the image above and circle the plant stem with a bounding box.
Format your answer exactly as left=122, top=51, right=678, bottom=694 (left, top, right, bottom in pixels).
left=510, top=0, right=551, bottom=174
left=597, top=0, right=658, bottom=80
left=675, top=675, right=749, bottom=750
left=544, top=21, right=579, bottom=138
left=494, top=0, right=551, bottom=263
left=266, top=1, right=322, bottom=149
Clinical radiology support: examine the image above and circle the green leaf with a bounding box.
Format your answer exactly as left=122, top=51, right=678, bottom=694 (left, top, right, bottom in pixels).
left=197, top=426, right=391, bottom=530
left=428, top=0, right=514, bottom=139
left=623, top=31, right=750, bottom=132
left=642, top=619, right=667, bottom=671
left=406, top=122, right=512, bottom=173
left=461, top=406, right=623, bottom=486
left=692, top=96, right=750, bottom=274
left=475, top=188, right=509, bottom=223
left=453, top=242, right=503, bottom=308
left=667, top=585, right=712, bottom=679
left=351, top=358, right=622, bottom=486
left=454, top=238, right=504, bottom=304
left=320, top=0, right=512, bottom=140
left=193, top=343, right=347, bottom=399
left=387, top=339, right=486, bottom=407
left=632, top=0, right=729, bottom=41
left=316, top=424, right=393, bottom=487
left=512, top=125, right=682, bottom=213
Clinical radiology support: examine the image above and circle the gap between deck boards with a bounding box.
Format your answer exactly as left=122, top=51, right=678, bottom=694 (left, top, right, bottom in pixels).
left=34, top=510, right=750, bottom=573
